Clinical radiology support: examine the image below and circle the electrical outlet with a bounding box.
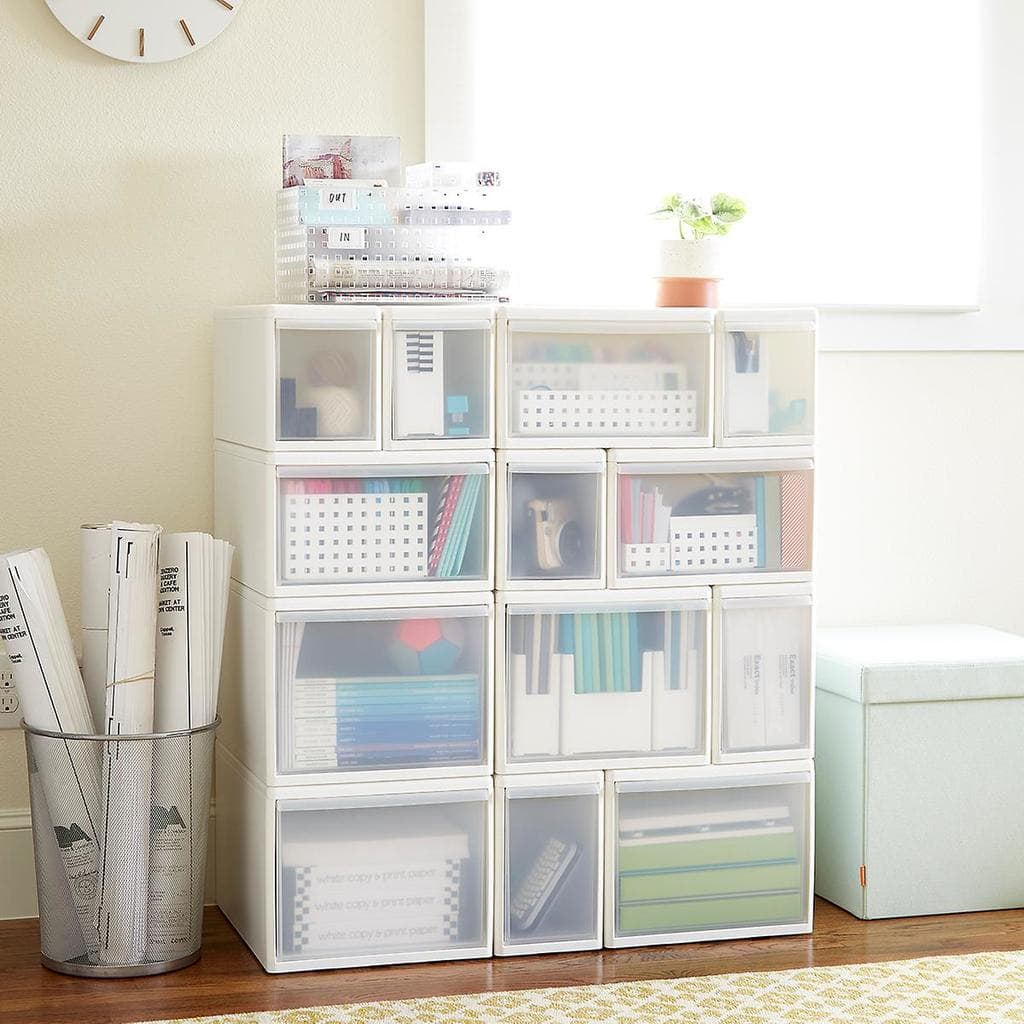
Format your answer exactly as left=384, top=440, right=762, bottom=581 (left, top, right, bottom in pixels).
left=0, top=651, right=20, bottom=728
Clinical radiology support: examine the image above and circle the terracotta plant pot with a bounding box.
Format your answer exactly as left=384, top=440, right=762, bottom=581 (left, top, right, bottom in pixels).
left=655, top=237, right=723, bottom=308
left=655, top=276, right=719, bottom=307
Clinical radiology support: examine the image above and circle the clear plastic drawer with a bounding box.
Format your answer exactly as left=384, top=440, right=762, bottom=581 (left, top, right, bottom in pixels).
left=714, top=587, right=813, bottom=762
left=278, top=323, right=378, bottom=443
left=213, top=307, right=383, bottom=452
left=276, top=786, right=490, bottom=965
left=498, top=591, right=710, bottom=772
left=387, top=313, right=494, bottom=448
left=500, top=310, right=714, bottom=447
left=717, top=311, right=816, bottom=446
left=607, top=766, right=812, bottom=946
left=276, top=605, right=490, bottom=777
left=497, top=775, right=602, bottom=955
left=278, top=463, right=490, bottom=587
left=610, top=452, right=814, bottom=586
left=499, top=454, right=606, bottom=589
left=214, top=447, right=495, bottom=598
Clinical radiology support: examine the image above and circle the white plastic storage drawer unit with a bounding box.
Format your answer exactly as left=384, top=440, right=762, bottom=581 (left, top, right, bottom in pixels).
left=498, top=308, right=714, bottom=448
left=497, top=451, right=606, bottom=590
left=715, top=309, right=816, bottom=447
left=214, top=443, right=494, bottom=598
left=495, top=773, right=603, bottom=955
left=384, top=307, right=495, bottom=450
left=497, top=589, right=711, bottom=773
left=214, top=305, right=383, bottom=452
left=219, top=583, right=493, bottom=785
left=608, top=448, right=814, bottom=587
left=605, top=763, right=814, bottom=947
left=215, top=746, right=493, bottom=972
left=815, top=625, right=1024, bottom=919
left=712, top=584, right=814, bottom=763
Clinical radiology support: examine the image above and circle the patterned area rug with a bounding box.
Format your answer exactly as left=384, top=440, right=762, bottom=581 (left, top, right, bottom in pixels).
left=138, top=951, right=1024, bottom=1024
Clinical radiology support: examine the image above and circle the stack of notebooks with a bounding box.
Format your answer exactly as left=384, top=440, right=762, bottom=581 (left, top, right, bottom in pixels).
left=280, top=819, right=470, bottom=957
left=616, top=803, right=804, bottom=934
left=427, top=473, right=484, bottom=578
left=281, top=474, right=483, bottom=580
left=277, top=619, right=483, bottom=773
left=282, top=673, right=482, bottom=772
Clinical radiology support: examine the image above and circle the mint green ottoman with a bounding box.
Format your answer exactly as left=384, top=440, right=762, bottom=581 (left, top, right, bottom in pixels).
left=815, top=625, right=1024, bottom=919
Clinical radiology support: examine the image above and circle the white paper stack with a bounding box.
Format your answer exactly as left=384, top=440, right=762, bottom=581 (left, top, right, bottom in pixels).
left=723, top=606, right=805, bottom=751
left=96, top=522, right=161, bottom=965
left=146, top=533, right=233, bottom=959
left=152, top=533, right=233, bottom=732
left=0, top=548, right=102, bottom=960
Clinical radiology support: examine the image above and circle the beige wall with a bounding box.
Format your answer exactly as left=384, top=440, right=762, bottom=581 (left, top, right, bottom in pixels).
left=0, top=0, right=424, bottom=816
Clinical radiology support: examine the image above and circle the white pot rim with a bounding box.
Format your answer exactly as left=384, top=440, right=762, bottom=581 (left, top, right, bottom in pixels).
left=656, top=236, right=724, bottom=279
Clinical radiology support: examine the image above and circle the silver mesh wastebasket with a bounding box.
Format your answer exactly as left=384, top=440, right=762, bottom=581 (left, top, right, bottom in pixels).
left=23, top=717, right=219, bottom=977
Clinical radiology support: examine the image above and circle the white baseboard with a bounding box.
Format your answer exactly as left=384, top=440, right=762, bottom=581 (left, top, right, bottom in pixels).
left=0, top=806, right=217, bottom=921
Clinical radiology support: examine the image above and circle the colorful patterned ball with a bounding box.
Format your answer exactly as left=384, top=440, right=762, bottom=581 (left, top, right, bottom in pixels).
left=389, top=618, right=466, bottom=675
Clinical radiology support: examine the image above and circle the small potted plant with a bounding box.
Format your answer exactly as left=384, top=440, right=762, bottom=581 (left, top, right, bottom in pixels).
left=652, top=192, right=747, bottom=307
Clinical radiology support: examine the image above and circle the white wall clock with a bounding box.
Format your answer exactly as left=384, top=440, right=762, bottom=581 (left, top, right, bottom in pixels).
left=46, top=0, right=241, bottom=63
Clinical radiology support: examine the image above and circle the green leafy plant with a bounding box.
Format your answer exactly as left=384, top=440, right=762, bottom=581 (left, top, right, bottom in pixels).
left=653, top=192, right=747, bottom=240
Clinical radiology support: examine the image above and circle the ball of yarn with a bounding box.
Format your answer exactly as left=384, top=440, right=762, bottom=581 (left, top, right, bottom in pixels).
left=307, top=349, right=357, bottom=388
left=299, top=384, right=364, bottom=437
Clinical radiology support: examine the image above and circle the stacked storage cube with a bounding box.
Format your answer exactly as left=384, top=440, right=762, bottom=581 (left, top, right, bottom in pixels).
left=213, top=303, right=816, bottom=971
left=213, top=306, right=498, bottom=971
left=494, top=308, right=816, bottom=953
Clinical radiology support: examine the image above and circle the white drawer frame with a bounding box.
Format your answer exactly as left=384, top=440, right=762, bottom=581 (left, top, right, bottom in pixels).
left=604, top=762, right=814, bottom=948
left=607, top=447, right=815, bottom=588
left=214, top=442, right=496, bottom=599
left=384, top=306, right=497, bottom=451
left=219, top=583, right=495, bottom=787
left=214, top=304, right=384, bottom=453
left=711, top=583, right=815, bottom=764
left=494, top=772, right=604, bottom=956
left=496, top=450, right=607, bottom=591
left=495, top=588, right=712, bottom=774
left=215, top=745, right=494, bottom=973
left=497, top=307, right=715, bottom=449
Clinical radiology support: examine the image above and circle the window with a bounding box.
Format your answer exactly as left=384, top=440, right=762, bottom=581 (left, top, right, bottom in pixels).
left=426, top=0, right=982, bottom=308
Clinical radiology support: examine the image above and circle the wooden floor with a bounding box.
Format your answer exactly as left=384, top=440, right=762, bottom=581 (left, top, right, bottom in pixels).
left=3, top=900, right=1024, bottom=1024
